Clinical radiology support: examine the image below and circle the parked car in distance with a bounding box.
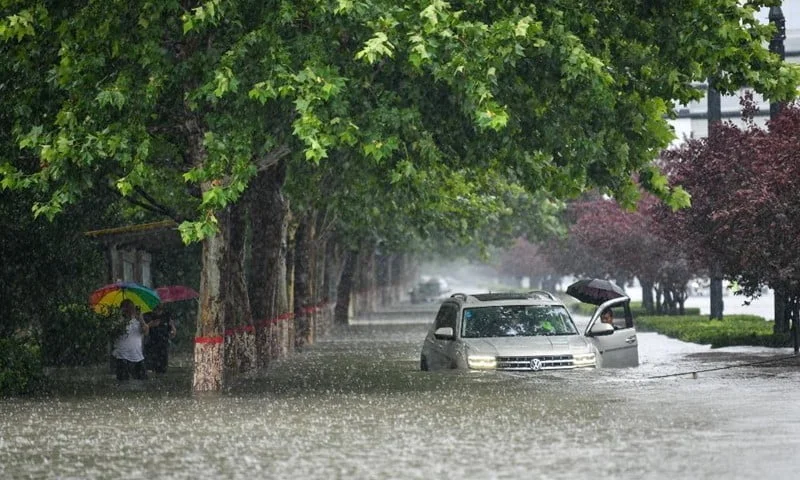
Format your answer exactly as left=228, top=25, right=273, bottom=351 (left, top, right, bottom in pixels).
left=420, top=291, right=638, bottom=372
left=409, top=277, right=450, bottom=304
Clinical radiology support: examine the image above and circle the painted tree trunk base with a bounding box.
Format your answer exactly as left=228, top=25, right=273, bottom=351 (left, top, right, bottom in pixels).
left=193, top=341, right=223, bottom=392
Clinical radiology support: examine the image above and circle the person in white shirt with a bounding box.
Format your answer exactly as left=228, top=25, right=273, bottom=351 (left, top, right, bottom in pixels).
left=112, top=299, right=149, bottom=381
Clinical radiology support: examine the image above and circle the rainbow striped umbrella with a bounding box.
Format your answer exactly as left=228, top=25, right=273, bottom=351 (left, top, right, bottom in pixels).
left=89, top=282, right=161, bottom=315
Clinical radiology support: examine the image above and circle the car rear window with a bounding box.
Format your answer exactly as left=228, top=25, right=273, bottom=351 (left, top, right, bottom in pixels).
left=461, top=305, right=577, bottom=338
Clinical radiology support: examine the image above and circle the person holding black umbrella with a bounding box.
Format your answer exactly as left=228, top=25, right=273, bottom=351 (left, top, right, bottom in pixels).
left=600, top=308, right=616, bottom=328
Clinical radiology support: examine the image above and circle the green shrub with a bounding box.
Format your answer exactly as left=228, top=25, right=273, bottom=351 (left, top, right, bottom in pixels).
left=40, top=303, right=127, bottom=366
left=569, top=301, right=700, bottom=317
left=0, top=337, right=44, bottom=396
left=636, top=314, right=789, bottom=348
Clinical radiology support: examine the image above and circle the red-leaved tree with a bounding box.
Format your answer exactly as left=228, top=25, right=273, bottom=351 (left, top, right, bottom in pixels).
left=661, top=101, right=800, bottom=332
left=546, top=194, right=695, bottom=313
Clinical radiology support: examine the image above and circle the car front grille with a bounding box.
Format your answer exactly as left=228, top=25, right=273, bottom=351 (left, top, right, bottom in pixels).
left=495, top=355, right=574, bottom=371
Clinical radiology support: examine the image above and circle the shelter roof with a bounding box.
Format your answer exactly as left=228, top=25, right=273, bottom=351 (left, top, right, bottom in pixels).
left=84, top=220, right=184, bottom=251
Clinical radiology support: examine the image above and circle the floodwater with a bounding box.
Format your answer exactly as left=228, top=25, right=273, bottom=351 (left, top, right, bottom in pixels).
left=2, top=313, right=799, bottom=479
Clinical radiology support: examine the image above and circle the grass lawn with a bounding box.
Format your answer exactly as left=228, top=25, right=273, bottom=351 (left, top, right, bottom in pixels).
left=636, top=314, right=790, bottom=348
left=568, top=300, right=790, bottom=348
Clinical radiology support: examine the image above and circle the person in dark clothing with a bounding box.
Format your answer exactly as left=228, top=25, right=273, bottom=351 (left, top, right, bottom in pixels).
left=144, top=305, right=175, bottom=373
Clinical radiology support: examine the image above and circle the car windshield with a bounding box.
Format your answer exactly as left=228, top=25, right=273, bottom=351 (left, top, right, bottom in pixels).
left=461, top=305, right=577, bottom=338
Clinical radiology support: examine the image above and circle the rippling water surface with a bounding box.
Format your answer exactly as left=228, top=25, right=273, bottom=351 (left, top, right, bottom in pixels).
left=2, top=320, right=799, bottom=479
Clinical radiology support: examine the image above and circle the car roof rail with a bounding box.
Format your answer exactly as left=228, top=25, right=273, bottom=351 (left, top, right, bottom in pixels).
left=527, top=290, right=557, bottom=301
left=450, top=292, right=468, bottom=301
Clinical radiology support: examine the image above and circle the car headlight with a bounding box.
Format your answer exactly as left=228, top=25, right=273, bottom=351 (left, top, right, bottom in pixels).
left=573, top=352, right=596, bottom=368
left=467, top=354, right=497, bottom=370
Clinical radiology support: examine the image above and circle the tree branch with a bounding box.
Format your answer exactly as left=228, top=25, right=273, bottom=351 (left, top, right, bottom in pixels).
left=256, top=144, right=291, bottom=172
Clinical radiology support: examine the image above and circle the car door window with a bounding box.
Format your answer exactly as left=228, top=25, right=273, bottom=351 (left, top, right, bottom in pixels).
left=605, top=304, right=633, bottom=330
left=610, top=303, right=634, bottom=329
left=434, top=303, right=457, bottom=331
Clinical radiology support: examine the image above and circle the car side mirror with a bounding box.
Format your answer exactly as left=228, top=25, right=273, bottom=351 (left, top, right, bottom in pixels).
left=434, top=327, right=455, bottom=340
left=588, top=322, right=614, bottom=337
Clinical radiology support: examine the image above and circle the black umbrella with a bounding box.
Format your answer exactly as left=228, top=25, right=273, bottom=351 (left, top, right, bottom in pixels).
left=566, top=278, right=627, bottom=305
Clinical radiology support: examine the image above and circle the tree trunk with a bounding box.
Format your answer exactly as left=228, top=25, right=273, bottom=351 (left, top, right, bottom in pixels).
left=663, top=289, right=674, bottom=315
left=334, top=249, right=358, bottom=325
left=785, top=291, right=799, bottom=353
left=356, top=245, right=376, bottom=315
left=224, top=200, right=255, bottom=375
left=317, top=235, right=339, bottom=335
left=309, top=211, right=329, bottom=340
left=284, top=217, right=296, bottom=356
left=654, top=284, right=663, bottom=314
left=774, top=288, right=789, bottom=333
left=640, top=278, right=655, bottom=314
left=193, top=198, right=230, bottom=392
left=542, top=275, right=558, bottom=293
left=391, top=254, right=408, bottom=303
left=376, top=250, right=391, bottom=307
left=248, top=163, right=290, bottom=368
left=293, top=211, right=314, bottom=349
left=709, top=263, right=724, bottom=319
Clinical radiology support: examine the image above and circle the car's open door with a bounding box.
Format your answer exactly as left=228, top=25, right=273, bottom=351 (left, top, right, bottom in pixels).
left=584, top=297, right=639, bottom=368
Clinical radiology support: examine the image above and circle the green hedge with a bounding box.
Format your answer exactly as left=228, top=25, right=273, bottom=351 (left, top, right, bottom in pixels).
left=636, top=314, right=790, bottom=348
left=0, top=337, right=44, bottom=396
left=40, top=304, right=127, bottom=366
left=568, top=300, right=786, bottom=348
left=569, top=301, right=701, bottom=317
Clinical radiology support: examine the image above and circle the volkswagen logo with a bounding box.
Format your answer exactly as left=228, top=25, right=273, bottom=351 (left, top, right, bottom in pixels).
left=530, top=358, right=542, bottom=371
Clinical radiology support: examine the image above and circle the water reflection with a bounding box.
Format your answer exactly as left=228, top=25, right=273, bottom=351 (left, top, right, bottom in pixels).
left=1, top=322, right=799, bottom=479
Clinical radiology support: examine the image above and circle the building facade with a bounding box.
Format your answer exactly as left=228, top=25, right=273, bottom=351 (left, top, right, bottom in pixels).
left=668, top=2, right=800, bottom=145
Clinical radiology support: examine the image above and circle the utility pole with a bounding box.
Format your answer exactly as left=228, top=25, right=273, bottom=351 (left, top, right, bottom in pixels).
left=769, top=6, right=786, bottom=120
left=768, top=5, right=796, bottom=352
left=707, top=82, right=724, bottom=320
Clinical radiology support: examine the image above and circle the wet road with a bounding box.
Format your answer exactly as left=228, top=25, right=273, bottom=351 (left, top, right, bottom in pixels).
left=1, top=316, right=799, bottom=479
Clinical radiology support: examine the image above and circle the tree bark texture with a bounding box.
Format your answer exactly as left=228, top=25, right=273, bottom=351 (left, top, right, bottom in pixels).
left=293, top=211, right=314, bottom=349
left=247, top=164, right=290, bottom=368
left=376, top=252, right=392, bottom=307
left=355, top=246, right=376, bottom=316
left=640, top=279, right=655, bottom=314
left=391, top=254, right=409, bottom=303
left=284, top=219, right=296, bottom=356
left=780, top=291, right=800, bottom=352
left=334, top=249, right=358, bottom=325
left=193, top=195, right=230, bottom=392
left=320, top=236, right=340, bottom=333
left=774, top=289, right=789, bottom=333
left=224, top=200, right=255, bottom=375
left=310, top=217, right=329, bottom=338
left=710, top=277, right=724, bottom=319
left=709, top=260, right=724, bottom=319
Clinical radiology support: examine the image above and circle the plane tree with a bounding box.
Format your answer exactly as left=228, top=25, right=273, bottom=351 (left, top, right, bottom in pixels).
left=3, top=1, right=799, bottom=390
left=286, top=143, right=566, bottom=327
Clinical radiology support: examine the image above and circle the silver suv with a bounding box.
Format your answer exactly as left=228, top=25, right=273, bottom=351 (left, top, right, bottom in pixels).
left=419, top=291, right=638, bottom=371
